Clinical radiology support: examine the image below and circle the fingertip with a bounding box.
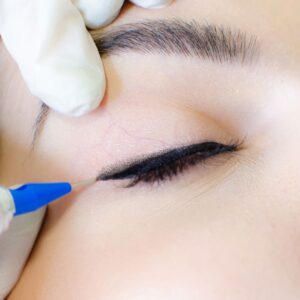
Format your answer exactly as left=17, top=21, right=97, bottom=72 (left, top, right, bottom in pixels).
left=37, top=65, right=106, bottom=117
left=74, top=0, right=125, bottom=29
left=130, top=0, right=173, bottom=9
left=86, top=7, right=121, bottom=29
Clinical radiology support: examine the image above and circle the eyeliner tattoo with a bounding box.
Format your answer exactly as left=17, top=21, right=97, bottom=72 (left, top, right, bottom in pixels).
left=97, top=141, right=241, bottom=187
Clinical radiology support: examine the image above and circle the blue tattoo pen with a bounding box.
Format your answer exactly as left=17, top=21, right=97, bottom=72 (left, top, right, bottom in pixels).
left=0, top=179, right=95, bottom=233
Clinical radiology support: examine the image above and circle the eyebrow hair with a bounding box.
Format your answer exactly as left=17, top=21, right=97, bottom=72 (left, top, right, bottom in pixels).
left=93, top=19, right=259, bottom=64
left=32, top=102, right=49, bottom=147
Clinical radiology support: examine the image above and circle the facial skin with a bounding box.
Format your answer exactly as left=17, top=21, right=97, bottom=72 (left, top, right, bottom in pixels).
left=1, top=0, right=300, bottom=298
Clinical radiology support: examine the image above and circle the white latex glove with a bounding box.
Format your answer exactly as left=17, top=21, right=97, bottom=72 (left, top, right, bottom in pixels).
left=0, top=0, right=172, bottom=116
left=0, top=209, right=46, bottom=300
left=0, top=1, right=172, bottom=298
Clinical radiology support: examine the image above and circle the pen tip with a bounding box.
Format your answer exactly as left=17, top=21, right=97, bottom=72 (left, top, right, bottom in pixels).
left=71, top=178, right=96, bottom=189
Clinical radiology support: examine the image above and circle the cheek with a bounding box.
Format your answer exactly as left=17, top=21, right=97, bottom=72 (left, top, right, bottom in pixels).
left=20, top=174, right=300, bottom=300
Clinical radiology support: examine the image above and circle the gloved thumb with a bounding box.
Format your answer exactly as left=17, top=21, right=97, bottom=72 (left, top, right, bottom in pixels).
left=0, top=0, right=105, bottom=116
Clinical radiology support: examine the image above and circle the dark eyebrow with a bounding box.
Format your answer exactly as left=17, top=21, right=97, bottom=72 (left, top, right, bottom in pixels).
left=93, top=19, right=259, bottom=64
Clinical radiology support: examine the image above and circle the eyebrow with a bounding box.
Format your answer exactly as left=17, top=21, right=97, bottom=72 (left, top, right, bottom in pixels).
left=93, top=19, right=259, bottom=64
left=32, top=19, right=260, bottom=145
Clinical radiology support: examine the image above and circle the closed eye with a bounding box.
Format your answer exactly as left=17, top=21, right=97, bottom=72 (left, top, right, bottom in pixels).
left=97, top=140, right=242, bottom=187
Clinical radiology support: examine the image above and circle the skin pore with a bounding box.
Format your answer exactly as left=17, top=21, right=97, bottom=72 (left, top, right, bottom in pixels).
left=1, top=0, right=300, bottom=299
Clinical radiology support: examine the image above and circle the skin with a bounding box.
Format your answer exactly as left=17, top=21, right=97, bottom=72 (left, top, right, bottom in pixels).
left=1, top=0, right=300, bottom=298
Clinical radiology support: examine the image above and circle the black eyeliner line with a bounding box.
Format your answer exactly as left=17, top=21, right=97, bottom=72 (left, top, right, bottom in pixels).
left=97, top=141, right=238, bottom=182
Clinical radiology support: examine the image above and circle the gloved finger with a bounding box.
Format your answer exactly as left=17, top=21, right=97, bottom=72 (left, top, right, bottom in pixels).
left=73, top=0, right=125, bottom=29
left=129, top=0, right=173, bottom=9
left=0, top=0, right=105, bottom=116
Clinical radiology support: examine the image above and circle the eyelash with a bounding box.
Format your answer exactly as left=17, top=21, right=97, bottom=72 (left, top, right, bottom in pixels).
left=126, top=140, right=242, bottom=187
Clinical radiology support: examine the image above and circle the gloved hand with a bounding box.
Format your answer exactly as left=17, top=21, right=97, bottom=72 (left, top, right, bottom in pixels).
left=0, top=209, right=46, bottom=300
left=0, top=0, right=172, bottom=298
left=0, top=0, right=172, bottom=116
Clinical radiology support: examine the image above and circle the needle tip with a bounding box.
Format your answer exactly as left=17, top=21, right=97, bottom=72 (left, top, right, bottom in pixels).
left=71, top=178, right=96, bottom=189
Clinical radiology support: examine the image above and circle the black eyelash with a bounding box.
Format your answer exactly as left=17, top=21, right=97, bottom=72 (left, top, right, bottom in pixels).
left=98, top=140, right=242, bottom=188
left=126, top=141, right=240, bottom=187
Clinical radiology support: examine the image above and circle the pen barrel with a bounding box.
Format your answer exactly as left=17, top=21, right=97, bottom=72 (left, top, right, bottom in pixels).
left=10, top=183, right=72, bottom=216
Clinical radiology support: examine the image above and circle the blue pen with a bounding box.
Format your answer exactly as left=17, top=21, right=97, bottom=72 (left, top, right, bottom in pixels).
left=0, top=179, right=95, bottom=217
